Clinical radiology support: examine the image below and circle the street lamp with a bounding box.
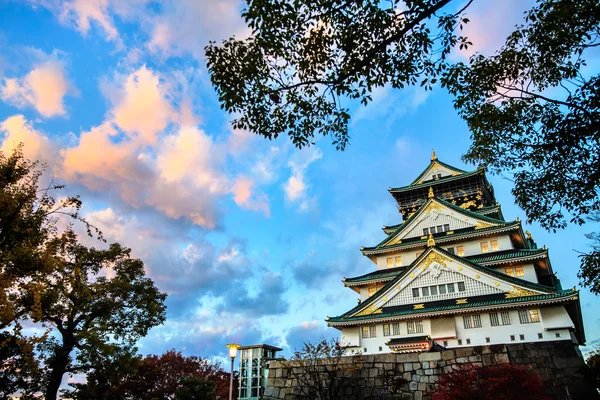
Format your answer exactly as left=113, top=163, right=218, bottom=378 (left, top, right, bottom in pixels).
left=226, top=343, right=240, bottom=400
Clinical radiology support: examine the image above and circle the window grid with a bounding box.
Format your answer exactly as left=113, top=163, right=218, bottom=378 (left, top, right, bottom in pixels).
left=481, top=242, right=489, bottom=253
left=490, top=311, right=511, bottom=326
left=369, top=325, right=377, bottom=337
left=407, top=320, right=424, bottom=334
left=383, top=324, right=390, bottom=336
left=392, top=323, right=401, bottom=335
left=395, top=256, right=402, bottom=267
left=387, top=258, right=393, bottom=268
left=519, top=309, right=540, bottom=324
left=447, top=247, right=455, bottom=254
left=457, top=246, right=464, bottom=256
left=490, top=240, right=499, bottom=251
left=515, top=266, right=524, bottom=277
left=463, top=314, right=482, bottom=329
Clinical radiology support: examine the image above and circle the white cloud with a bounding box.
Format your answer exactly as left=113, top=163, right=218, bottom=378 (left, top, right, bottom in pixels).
left=1, top=61, right=71, bottom=117
left=283, top=147, right=322, bottom=211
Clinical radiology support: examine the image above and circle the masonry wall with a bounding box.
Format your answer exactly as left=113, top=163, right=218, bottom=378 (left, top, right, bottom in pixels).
left=263, top=341, right=598, bottom=400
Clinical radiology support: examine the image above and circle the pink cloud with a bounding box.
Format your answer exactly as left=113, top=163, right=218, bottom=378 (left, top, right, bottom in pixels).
left=0, top=115, right=54, bottom=162
left=1, top=61, right=71, bottom=117
left=231, top=177, right=270, bottom=217
left=109, top=66, right=177, bottom=145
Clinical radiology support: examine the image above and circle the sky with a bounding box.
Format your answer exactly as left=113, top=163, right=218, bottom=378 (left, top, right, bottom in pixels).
left=0, top=0, right=598, bottom=376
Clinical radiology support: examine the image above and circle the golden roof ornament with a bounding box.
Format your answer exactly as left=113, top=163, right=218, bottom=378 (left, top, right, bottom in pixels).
left=431, top=149, right=437, bottom=161
left=428, top=187, right=435, bottom=198
left=525, top=230, right=533, bottom=240
left=427, top=233, right=436, bottom=247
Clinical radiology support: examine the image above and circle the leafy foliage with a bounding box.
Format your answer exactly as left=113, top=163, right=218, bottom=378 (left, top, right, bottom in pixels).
left=0, top=148, right=167, bottom=400
left=206, top=0, right=472, bottom=150
left=69, top=349, right=235, bottom=400
left=444, top=0, right=600, bottom=232
left=579, top=213, right=600, bottom=294
left=586, top=345, right=600, bottom=390
left=432, top=362, right=550, bottom=400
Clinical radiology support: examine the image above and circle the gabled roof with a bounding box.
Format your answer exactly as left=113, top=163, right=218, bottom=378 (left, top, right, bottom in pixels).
left=390, top=169, right=480, bottom=194
left=331, top=246, right=559, bottom=323
left=408, top=158, right=467, bottom=186
left=367, top=197, right=514, bottom=251
left=465, top=248, right=548, bottom=265
left=346, top=248, right=549, bottom=287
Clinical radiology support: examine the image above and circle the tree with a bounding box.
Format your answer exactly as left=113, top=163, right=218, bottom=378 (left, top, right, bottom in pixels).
left=24, top=230, right=167, bottom=400
left=207, top=0, right=600, bottom=289
left=585, top=345, right=600, bottom=390
left=69, top=349, right=235, bottom=400
left=578, top=213, right=600, bottom=294
left=175, top=377, right=216, bottom=400
left=278, top=337, right=406, bottom=400
left=432, top=363, right=550, bottom=400
left=206, top=0, right=472, bottom=150
left=0, top=147, right=94, bottom=398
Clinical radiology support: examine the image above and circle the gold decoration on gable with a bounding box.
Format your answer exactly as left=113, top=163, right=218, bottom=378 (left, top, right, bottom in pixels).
left=421, top=252, right=448, bottom=270
left=456, top=299, right=468, bottom=304
left=428, top=187, right=435, bottom=198
left=474, top=221, right=495, bottom=230
left=414, top=304, right=425, bottom=309
left=427, top=233, right=436, bottom=247
left=355, top=305, right=383, bottom=316
left=387, top=236, right=402, bottom=246
left=504, top=287, right=542, bottom=299
left=460, top=200, right=477, bottom=209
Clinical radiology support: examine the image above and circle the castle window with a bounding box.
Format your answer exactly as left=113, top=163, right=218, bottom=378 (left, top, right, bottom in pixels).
left=518, top=309, right=540, bottom=324
left=457, top=246, right=464, bottom=256
left=430, top=285, right=438, bottom=296
left=555, top=333, right=561, bottom=338
left=395, top=256, right=402, bottom=266
left=379, top=346, right=383, bottom=351
left=407, top=320, right=423, bottom=334
left=444, top=224, right=450, bottom=232
left=430, top=226, right=437, bottom=234
left=422, top=287, right=430, bottom=297
left=369, top=325, right=377, bottom=337
left=458, top=339, right=463, bottom=345
left=490, top=240, right=499, bottom=251
left=515, top=266, right=524, bottom=277
left=438, top=284, right=447, bottom=295
left=463, top=314, right=482, bottom=329
left=392, top=323, right=401, bottom=335
left=383, top=324, right=391, bottom=336
left=505, top=267, right=514, bottom=277
left=437, top=225, right=444, bottom=233
left=368, top=287, right=377, bottom=297
left=506, top=266, right=525, bottom=277
left=387, top=258, right=393, bottom=268
left=447, top=283, right=456, bottom=293
left=443, top=340, right=448, bottom=347
left=538, top=333, right=543, bottom=339
left=480, top=242, right=489, bottom=253
left=457, top=282, right=466, bottom=292
left=423, top=228, right=429, bottom=236
left=447, top=247, right=455, bottom=254
left=490, top=311, right=511, bottom=326
left=510, top=335, right=515, bottom=341
left=485, top=337, right=491, bottom=343
left=466, top=338, right=471, bottom=344
left=412, top=288, right=420, bottom=298
left=519, top=334, right=525, bottom=340
left=362, top=326, right=370, bottom=338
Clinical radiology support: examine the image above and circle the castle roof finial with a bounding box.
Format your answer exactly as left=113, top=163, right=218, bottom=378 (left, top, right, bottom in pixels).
left=428, top=187, right=435, bottom=199
left=431, top=149, right=437, bottom=161
left=427, top=233, right=436, bottom=247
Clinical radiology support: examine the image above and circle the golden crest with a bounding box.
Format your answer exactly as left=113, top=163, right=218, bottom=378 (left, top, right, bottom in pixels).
left=355, top=305, right=383, bottom=316
left=504, top=286, right=542, bottom=299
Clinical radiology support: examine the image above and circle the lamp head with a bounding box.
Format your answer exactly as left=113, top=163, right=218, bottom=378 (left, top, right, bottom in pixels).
left=227, top=343, right=240, bottom=359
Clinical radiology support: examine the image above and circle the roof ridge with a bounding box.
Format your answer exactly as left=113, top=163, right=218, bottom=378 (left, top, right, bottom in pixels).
left=391, top=169, right=479, bottom=192
left=370, top=198, right=515, bottom=249
left=408, top=159, right=469, bottom=186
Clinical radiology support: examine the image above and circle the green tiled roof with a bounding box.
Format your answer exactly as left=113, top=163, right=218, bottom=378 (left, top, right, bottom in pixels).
left=466, top=249, right=547, bottom=264
left=371, top=197, right=513, bottom=250
left=364, top=221, right=521, bottom=254
left=335, top=246, right=556, bottom=321
left=391, top=169, right=479, bottom=193
left=328, top=289, right=577, bottom=323
left=407, top=159, right=468, bottom=187
left=345, top=267, right=407, bottom=284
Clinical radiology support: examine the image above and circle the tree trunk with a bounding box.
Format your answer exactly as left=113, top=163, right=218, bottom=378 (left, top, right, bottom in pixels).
left=45, top=332, right=75, bottom=400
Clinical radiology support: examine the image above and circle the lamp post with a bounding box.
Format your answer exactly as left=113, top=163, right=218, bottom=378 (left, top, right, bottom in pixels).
left=226, top=344, right=240, bottom=400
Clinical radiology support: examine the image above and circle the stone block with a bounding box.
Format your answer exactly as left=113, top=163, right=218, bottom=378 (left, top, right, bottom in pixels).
left=416, top=369, right=424, bottom=375
left=409, top=381, right=419, bottom=391
left=456, top=357, right=469, bottom=363
left=413, top=362, right=421, bottom=369
left=419, top=352, right=442, bottom=362
left=369, top=368, right=379, bottom=378
left=403, top=372, right=412, bottom=381
left=488, top=344, right=505, bottom=353
left=429, top=361, right=437, bottom=368
left=398, top=353, right=420, bottom=362
left=468, top=355, right=482, bottom=362
left=482, top=353, right=495, bottom=366
left=384, top=362, right=394, bottom=370
left=415, top=391, right=423, bottom=400
left=404, top=362, right=414, bottom=372
left=441, top=350, right=455, bottom=360
left=402, top=393, right=414, bottom=400
left=494, top=353, right=510, bottom=364
left=380, top=353, right=396, bottom=363
left=418, top=383, right=427, bottom=391
left=425, top=369, right=433, bottom=376
left=422, top=361, right=429, bottom=369
left=455, top=348, right=473, bottom=358
left=396, top=364, right=404, bottom=373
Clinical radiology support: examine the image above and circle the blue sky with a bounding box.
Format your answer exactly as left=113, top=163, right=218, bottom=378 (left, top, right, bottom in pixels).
left=0, top=0, right=598, bottom=370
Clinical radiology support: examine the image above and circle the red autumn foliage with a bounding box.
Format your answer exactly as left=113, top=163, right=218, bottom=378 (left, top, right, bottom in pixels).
left=432, top=362, right=550, bottom=400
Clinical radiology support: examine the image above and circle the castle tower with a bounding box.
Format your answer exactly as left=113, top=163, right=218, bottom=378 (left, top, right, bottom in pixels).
left=327, top=153, right=584, bottom=354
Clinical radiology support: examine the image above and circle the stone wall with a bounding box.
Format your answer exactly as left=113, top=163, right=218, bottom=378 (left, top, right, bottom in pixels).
left=263, top=341, right=598, bottom=400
